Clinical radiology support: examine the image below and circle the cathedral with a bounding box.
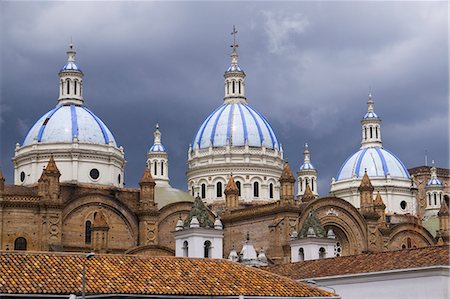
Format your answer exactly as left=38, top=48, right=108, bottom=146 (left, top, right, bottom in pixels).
left=0, top=38, right=448, bottom=264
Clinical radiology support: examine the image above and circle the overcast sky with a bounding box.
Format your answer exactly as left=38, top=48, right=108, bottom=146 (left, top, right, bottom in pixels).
left=1, top=1, right=448, bottom=195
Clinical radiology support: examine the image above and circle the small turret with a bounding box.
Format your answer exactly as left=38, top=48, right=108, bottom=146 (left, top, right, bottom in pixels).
left=359, top=170, right=379, bottom=220
left=38, top=155, right=61, bottom=201
left=146, top=124, right=170, bottom=187
left=279, top=163, right=295, bottom=204
left=139, top=168, right=156, bottom=209
left=436, top=197, right=449, bottom=244
left=225, top=175, right=239, bottom=209
left=297, top=143, right=319, bottom=197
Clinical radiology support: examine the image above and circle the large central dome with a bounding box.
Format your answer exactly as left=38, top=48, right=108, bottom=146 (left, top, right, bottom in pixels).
left=187, top=39, right=284, bottom=204
left=192, top=103, right=279, bottom=150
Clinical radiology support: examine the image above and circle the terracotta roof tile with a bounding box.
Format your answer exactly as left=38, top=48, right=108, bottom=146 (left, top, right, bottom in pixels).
left=265, top=246, right=449, bottom=280
left=0, top=252, right=336, bottom=297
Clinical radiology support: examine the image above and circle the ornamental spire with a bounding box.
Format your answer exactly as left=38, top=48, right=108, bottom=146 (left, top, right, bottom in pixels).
left=303, top=143, right=310, bottom=163
left=154, top=123, right=161, bottom=145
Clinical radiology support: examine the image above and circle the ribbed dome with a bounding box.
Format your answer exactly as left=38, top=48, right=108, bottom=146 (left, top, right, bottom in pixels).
left=300, top=162, right=315, bottom=170
left=61, top=62, right=82, bottom=72
left=192, top=103, right=280, bottom=150
left=336, top=147, right=410, bottom=181
left=149, top=144, right=166, bottom=152
left=427, top=177, right=442, bottom=186
left=23, top=104, right=116, bottom=146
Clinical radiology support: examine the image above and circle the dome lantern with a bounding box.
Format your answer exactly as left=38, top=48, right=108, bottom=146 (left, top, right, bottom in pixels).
left=58, top=42, right=84, bottom=106
left=361, top=94, right=382, bottom=149
left=224, top=26, right=246, bottom=104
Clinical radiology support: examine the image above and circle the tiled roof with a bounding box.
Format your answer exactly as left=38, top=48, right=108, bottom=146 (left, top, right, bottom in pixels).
left=265, top=246, right=449, bottom=280
left=0, top=252, right=335, bottom=298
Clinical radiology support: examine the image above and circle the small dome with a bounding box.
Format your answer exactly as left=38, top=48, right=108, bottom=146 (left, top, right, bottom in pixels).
left=300, top=162, right=315, bottom=170
left=149, top=144, right=166, bottom=152
left=192, top=103, right=280, bottom=150
left=61, top=62, right=82, bottom=72
left=23, top=104, right=116, bottom=146
left=363, top=111, right=378, bottom=119
left=427, top=178, right=442, bottom=186
left=226, top=64, right=242, bottom=72
left=336, top=147, right=410, bottom=181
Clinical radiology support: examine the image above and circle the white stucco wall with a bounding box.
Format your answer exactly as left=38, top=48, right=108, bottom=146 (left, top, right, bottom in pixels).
left=304, top=267, right=449, bottom=299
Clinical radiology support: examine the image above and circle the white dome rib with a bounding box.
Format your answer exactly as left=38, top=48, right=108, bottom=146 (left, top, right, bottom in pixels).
left=192, top=103, right=279, bottom=150
left=336, top=147, right=410, bottom=181
left=23, top=104, right=116, bottom=146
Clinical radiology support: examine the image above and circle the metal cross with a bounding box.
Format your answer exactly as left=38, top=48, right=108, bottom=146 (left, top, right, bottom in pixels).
left=231, top=25, right=238, bottom=49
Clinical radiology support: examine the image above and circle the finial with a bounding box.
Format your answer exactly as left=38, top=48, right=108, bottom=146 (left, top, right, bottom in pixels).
left=432, top=159, right=435, bottom=166
left=231, top=25, right=239, bottom=51
left=246, top=231, right=250, bottom=241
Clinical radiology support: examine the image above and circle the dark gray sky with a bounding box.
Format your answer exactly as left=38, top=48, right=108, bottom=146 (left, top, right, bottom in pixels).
left=1, top=1, right=448, bottom=196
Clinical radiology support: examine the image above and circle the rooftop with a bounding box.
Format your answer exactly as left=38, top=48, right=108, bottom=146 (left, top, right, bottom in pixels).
left=0, top=251, right=336, bottom=298
left=265, top=245, right=449, bottom=280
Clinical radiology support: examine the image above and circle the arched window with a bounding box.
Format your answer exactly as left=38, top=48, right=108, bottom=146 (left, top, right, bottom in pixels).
left=14, top=237, right=27, bottom=251
left=161, top=161, right=164, bottom=176
left=216, top=182, right=223, bottom=198
left=305, top=178, right=309, bottom=186
left=232, top=81, right=235, bottom=93
left=319, top=247, right=326, bottom=259
left=311, top=178, right=314, bottom=191
left=236, top=181, right=241, bottom=196
left=428, top=193, right=431, bottom=206
left=269, top=183, right=274, bottom=199
left=364, top=127, right=367, bottom=140
left=204, top=240, right=212, bottom=258
left=183, top=241, right=189, bottom=257
left=407, top=237, right=412, bottom=249
left=440, top=193, right=442, bottom=203
left=238, top=81, right=241, bottom=94
left=370, top=127, right=373, bottom=138
left=154, top=161, right=157, bottom=176
left=61, top=81, right=64, bottom=95
left=85, top=221, right=92, bottom=244
left=67, top=80, right=70, bottom=94
left=227, top=81, right=230, bottom=94
left=191, top=186, right=194, bottom=196
left=434, top=193, right=437, bottom=205
left=299, top=248, right=304, bottom=261
left=376, top=127, right=378, bottom=138
left=253, top=182, right=259, bottom=198
left=201, top=184, right=206, bottom=199
left=74, top=80, right=77, bottom=95
left=299, top=178, right=303, bottom=191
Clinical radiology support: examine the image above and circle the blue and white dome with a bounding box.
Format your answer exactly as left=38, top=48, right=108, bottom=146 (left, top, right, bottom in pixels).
left=427, top=177, right=442, bottom=186
left=149, top=143, right=166, bottom=152
left=61, top=62, right=82, bottom=72
left=23, top=104, right=116, bottom=146
left=336, top=147, right=410, bottom=181
left=300, top=162, right=315, bottom=170
left=363, top=111, right=378, bottom=119
left=192, top=103, right=280, bottom=150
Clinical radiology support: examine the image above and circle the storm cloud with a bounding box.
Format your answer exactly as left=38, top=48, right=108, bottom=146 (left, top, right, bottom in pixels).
left=1, top=1, right=448, bottom=195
